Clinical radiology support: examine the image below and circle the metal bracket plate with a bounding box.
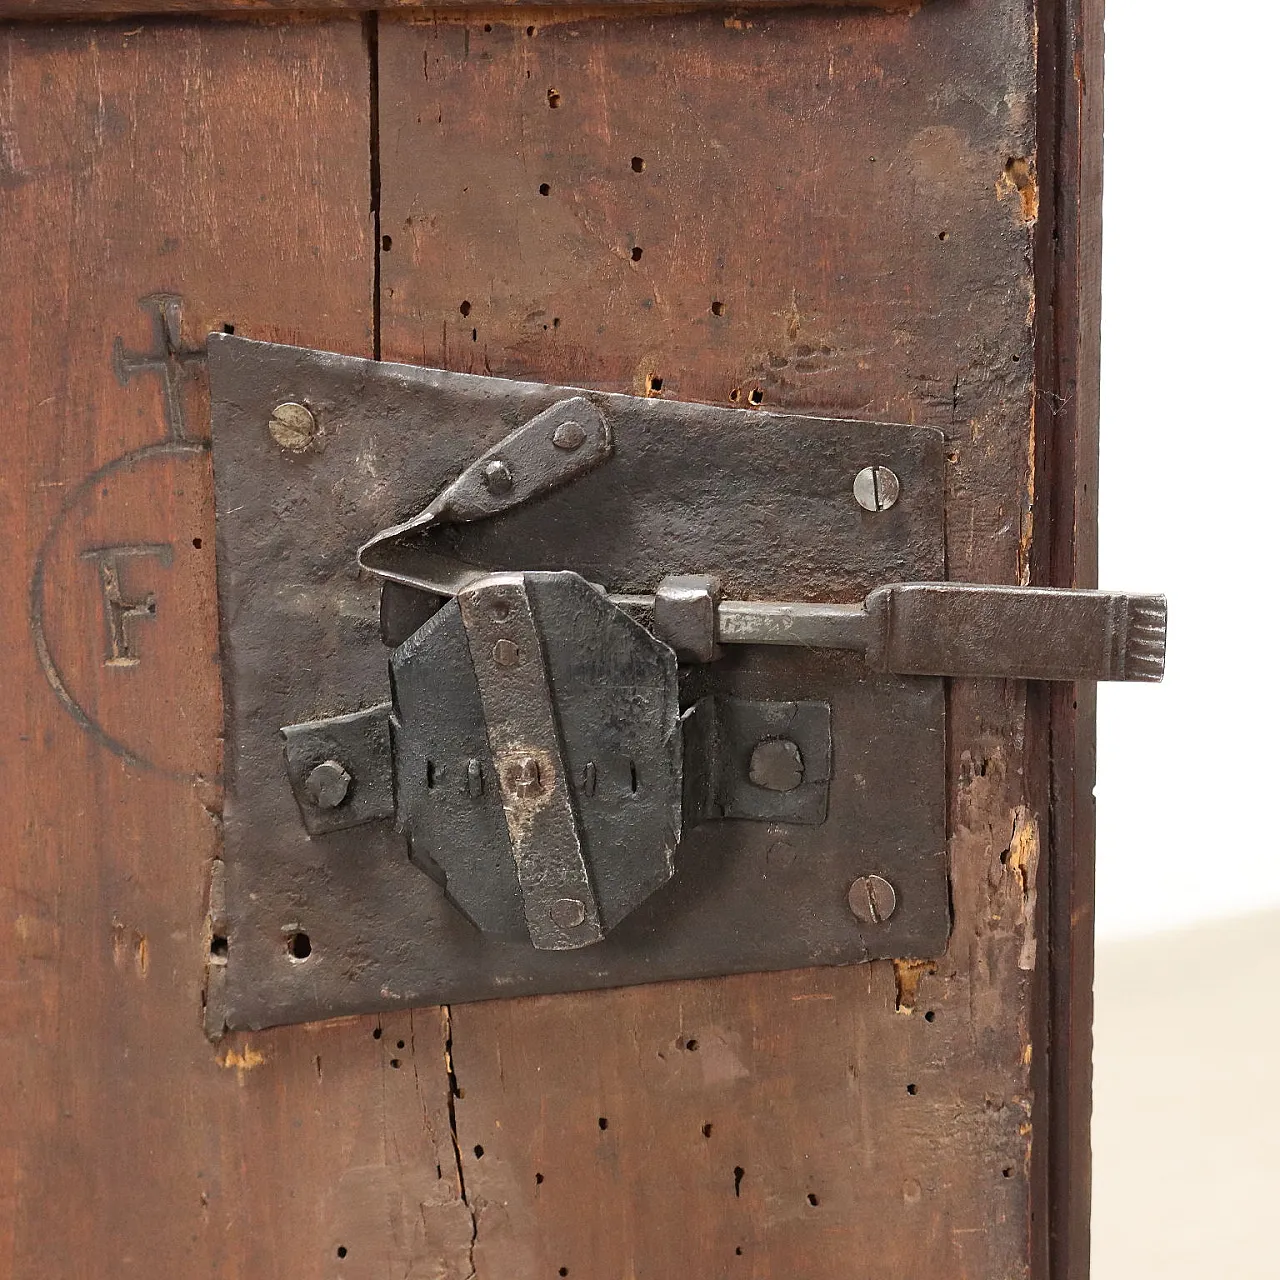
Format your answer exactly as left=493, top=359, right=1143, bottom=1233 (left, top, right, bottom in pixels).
left=209, top=335, right=948, bottom=1031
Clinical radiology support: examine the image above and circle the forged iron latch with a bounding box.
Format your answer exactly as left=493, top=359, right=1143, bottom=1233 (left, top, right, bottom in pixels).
left=279, top=391, right=1165, bottom=954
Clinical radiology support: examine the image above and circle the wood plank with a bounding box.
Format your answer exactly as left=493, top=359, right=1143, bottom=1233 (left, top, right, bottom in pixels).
left=1031, top=0, right=1105, bottom=1269
left=0, top=0, right=919, bottom=19
left=378, top=5, right=1048, bottom=1276
left=0, top=18, right=469, bottom=1278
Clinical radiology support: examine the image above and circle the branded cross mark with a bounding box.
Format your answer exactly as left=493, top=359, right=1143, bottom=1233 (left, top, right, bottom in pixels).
left=111, top=293, right=206, bottom=443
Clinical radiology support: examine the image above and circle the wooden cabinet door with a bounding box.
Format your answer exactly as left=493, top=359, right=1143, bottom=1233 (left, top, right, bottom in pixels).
left=0, top=0, right=1100, bottom=1276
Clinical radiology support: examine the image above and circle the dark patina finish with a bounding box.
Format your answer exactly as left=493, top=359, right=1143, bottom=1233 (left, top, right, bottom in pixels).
left=210, top=335, right=1163, bottom=1028
left=209, top=334, right=950, bottom=1028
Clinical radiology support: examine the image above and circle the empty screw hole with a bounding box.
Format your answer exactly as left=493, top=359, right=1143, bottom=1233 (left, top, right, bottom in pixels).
left=210, top=934, right=228, bottom=960
left=191, top=537, right=202, bottom=549
left=646, top=374, right=663, bottom=394
left=1003, top=1166, right=1014, bottom=1178
left=938, top=230, right=949, bottom=241
left=559, top=1270, right=569, bottom=1278
left=924, top=1010, right=936, bottom=1022
left=598, top=1117, right=609, bottom=1131
left=337, top=1246, right=348, bottom=1259
left=685, top=1038, right=699, bottom=1052
left=483, top=22, right=491, bottom=30
left=474, top=1144, right=485, bottom=1159
left=547, top=88, right=561, bottom=109
left=807, top=1193, right=820, bottom=1207
left=748, top=388, right=763, bottom=405
left=396, top=1039, right=405, bottom=1049
left=535, top=1172, right=544, bottom=1185
left=372, top=1026, right=383, bottom=1040
left=735, top=1247, right=743, bottom=1256
left=631, top=156, right=645, bottom=172
left=459, top=300, right=472, bottom=317
left=630, top=246, right=643, bottom=262
left=381, top=234, right=392, bottom=251
left=526, top=24, right=535, bottom=34
left=711, top=300, right=725, bottom=317
left=222, top=323, right=236, bottom=334
left=702, top=1122, right=713, bottom=1138
left=389, top=1058, right=401, bottom=1069
left=733, top=1166, right=745, bottom=1196
left=539, top=182, right=551, bottom=196
left=728, top=388, right=742, bottom=403
left=906, top=1083, right=918, bottom=1095
left=286, top=931, right=312, bottom=961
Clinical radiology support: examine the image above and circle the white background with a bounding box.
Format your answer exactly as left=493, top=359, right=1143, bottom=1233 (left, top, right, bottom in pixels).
left=1097, top=0, right=1280, bottom=942
left=1093, top=8, right=1280, bottom=1275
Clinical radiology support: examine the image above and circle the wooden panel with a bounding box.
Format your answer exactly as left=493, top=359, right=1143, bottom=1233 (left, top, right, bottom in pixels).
left=0, top=19, right=469, bottom=1279
left=378, top=5, right=1046, bottom=1277
left=1, top=0, right=917, bottom=18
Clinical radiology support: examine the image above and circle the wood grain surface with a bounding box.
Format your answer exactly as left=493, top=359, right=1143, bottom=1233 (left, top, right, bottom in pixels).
left=1, top=0, right=920, bottom=21
left=0, top=19, right=465, bottom=1280
left=0, top=0, right=1099, bottom=1275
left=379, top=5, right=1046, bottom=1277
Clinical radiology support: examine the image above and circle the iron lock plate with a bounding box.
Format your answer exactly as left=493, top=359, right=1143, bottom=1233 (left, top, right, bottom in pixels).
left=209, top=334, right=950, bottom=1030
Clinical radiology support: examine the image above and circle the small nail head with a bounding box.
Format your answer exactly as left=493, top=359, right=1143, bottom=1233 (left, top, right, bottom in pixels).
left=549, top=897, right=587, bottom=928
left=848, top=874, right=897, bottom=924
left=268, top=402, right=317, bottom=452
left=552, top=421, right=587, bottom=451
left=492, top=638, right=520, bottom=667
left=853, top=465, right=900, bottom=512
left=306, top=759, right=352, bottom=810
left=483, top=459, right=514, bottom=494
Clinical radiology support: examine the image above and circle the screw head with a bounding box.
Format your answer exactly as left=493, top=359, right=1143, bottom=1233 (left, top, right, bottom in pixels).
left=492, top=638, right=520, bottom=667
left=306, top=759, right=352, bottom=810
left=549, top=897, right=587, bottom=928
left=853, top=465, right=900, bottom=512
left=552, top=421, right=587, bottom=451
left=847, top=874, right=897, bottom=924
left=268, top=402, right=317, bottom=452
left=483, top=459, right=514, bottom=494
left=748, top=738, right=805, bottom=792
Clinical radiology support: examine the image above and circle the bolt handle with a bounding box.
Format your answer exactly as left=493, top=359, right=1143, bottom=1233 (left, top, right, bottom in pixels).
left=864, top=583, right=1167, bottom=683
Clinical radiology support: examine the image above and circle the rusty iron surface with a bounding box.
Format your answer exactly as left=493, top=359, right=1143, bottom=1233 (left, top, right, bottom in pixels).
left=209, top=333, right=948, bottom=1029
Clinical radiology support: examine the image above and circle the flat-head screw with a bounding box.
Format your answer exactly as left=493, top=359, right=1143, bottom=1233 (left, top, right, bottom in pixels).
left=848, top=874, right=897, bottom=924
left=268, top=402, right=317, bottom=452
left=853, top=465, right=900, bottom=512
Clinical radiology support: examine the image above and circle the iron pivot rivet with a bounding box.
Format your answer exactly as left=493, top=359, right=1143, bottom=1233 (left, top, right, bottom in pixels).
left=268, top=401, right=317, bottom=452
left=552, top=421, right=587, bottom=451
left=306, top=759, right=352, bottom=809
left=492, top=638, right=520, bottom=667
left=506, top=756, right=544, bottom=798
left=549, top=897, right=587, bottom=928
left=748, top=738, right=805, bottom=792
left=847, top=874, right=897, bottom=924
left=852, top=465, right=900, bottom=512
left=483, top=459, right=514, bottom=493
